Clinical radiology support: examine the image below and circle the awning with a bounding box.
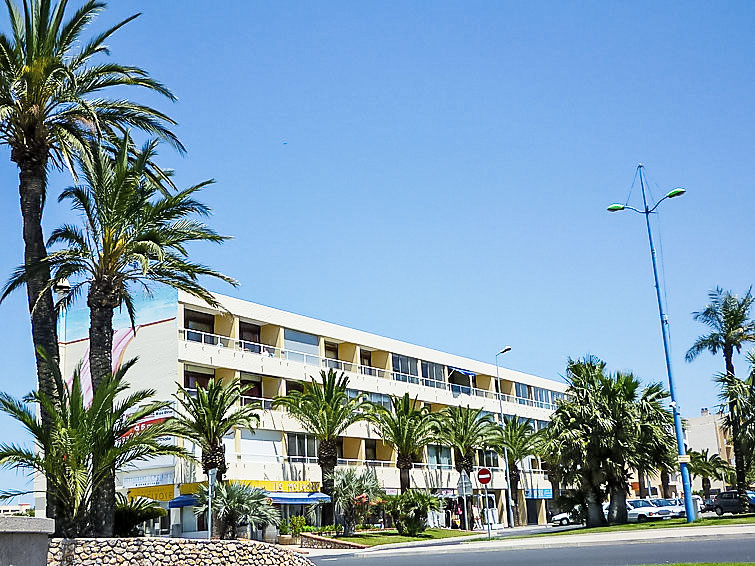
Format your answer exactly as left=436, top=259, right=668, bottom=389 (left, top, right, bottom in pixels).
left=448, top=366, right=476, bottom=378
left=266, top=492, right=331, bottom=505
left=168, top=494, right=198, bottom=508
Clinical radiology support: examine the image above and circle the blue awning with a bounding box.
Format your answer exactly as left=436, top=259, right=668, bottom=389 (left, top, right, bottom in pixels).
left=266, top=492, right=331, bottom=505
left=168, top=494, right=198, bottom=508
left=448, top=366, right=476, bottom=377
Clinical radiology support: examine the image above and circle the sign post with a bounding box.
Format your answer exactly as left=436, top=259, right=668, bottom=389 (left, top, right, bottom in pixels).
left=457, top=471, right=473, bottom=531
left=478, top=468, right=492, bottom=539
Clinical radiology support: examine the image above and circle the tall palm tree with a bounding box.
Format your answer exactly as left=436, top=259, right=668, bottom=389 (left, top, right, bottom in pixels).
left=688, top=449, right=732, bottom=500
left=0, top=0, right=181, bottom=437
left=0, top=355, right=182, bottom=537
left=434, top=405, right=496, bottom=476
left=368, top=393, right=436, bottom=493
left=272, top=369, right=371, bottom=525
left=173, top=377, right=261, bottom=483
left=3, top=134, right=235, bottom=396
left=686, top=287, right=755, bottom=510
left=490, top=417, right=540, bottom=526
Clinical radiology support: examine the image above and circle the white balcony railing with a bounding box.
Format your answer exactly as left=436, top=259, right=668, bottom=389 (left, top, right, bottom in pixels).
left=179, top=328, right=555, bottom=410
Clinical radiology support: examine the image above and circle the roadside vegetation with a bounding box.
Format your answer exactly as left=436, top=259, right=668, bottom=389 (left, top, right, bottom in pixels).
left=340, top=527, right=477, bottom=547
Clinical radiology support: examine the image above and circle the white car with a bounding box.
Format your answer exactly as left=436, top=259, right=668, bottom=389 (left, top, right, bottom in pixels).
left=650, top=498, right=685, bottom=518
left=551, top=505, right=581, bottom=526
left=627, top=499, right=672, bottom=522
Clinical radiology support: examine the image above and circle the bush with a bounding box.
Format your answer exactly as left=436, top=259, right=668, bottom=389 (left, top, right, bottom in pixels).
left=289, top=515, right=306, bottom=537
left=114, top=494, right=167, bottom=537
left=279, top=519, right=290, bottom=535
left=384, top=490, right=440, bottom=537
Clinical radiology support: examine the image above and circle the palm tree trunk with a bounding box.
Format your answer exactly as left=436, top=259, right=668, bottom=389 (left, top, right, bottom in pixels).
left=638, top=470, right=648, bottom=498
left=509, top=463, right=521, bottom=526
left=88, top=299, right=116, bottom=537
left=608, top=485, right=628, bottom=524
left=724, top=347, right=749, bottom=512
left=397, top=453, right=412, bottom=493
left=661, top=469, right=671, bottom=498
left=15, top=155, right=61, bottom=522
left=702, top=477, right=711, bottom=500
left=319, top=438, right=338, bottom=526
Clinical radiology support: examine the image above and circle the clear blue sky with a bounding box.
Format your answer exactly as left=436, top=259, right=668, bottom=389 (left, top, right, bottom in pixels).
left=1, top=1, right=753, bottom=500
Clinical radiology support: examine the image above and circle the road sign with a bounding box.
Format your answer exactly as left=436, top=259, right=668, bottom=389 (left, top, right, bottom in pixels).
left=678, top=454, right=691, bottom=464
left=478, top=467, right=492, bottom=485
left=457, top=471, right=473, bottom=497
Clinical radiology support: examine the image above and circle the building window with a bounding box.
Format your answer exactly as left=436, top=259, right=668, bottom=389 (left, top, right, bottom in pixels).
left=421, top=361, right=445, bottom=388
left=532, top=387, right=551, bottom=408
left=324, top=342, right=340, bottom=369
left=240, top=373, right=262, bottom=398
left=284, top=329, right=320, bottom=364
left=360, top=349, right=372, bottom=368
left=184, top=310, right=214, bottom=343
left=239, top=322, right=261, bottom=353
left=515, top=382, right=530, bottom=404
left=365, top=439, right=377, bottom=461
left=184, top=365, right=214, bottom=389
left=551, top=391, right=565, bottom=404
left=287, top=433, right=318, bottom=462
left=477, top=449, right=499, bottom=468
left=286, top=380, right=303, bottom=394
left=427, top=444, right=452, bottom=469
left=392, top=354, right=418, bottom=383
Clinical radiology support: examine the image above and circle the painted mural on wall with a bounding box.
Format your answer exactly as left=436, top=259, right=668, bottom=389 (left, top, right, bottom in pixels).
left=60, top=286, right=178, bottom=404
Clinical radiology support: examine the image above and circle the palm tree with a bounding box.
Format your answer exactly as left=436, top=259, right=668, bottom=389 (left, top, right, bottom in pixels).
left=3, top=134, right=236, bottom=396
left=173, top=377, right=261, bottom=483
left=113, top=493, right=167, bottom=537
left=688, top=449, right=732, bottom=500
left=272, top=369, right=371, bottom=525
left=686, top=287, right=755, bottom=510
left=434, top=405, right=496, bottom=476
left=194, top=483, right=280, bottom=540
left=329, top=467, right=383, bottom=536
left=0, top=355, right=182, bottom=537
left=0, top=0, right=181, bottom=442
left=368, top=393, right=436, bottom=493
left=490, top=417, right=540, bottom=526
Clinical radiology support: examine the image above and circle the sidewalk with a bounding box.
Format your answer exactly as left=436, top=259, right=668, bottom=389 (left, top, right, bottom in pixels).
left=355, top=523, right=755, bottom=556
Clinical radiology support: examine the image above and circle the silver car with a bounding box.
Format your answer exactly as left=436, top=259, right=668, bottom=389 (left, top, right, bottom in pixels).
left=627, top=499, right=671, bottom=522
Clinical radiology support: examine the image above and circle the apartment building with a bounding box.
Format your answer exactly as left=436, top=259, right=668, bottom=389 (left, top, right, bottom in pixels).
left=684, top=408, right=733, bottom=494
left=53, top=287, right=567, bottom=535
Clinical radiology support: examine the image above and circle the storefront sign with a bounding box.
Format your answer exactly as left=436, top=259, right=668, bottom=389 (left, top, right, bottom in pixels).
left=123, top=471, right=174, bottom=489
left=179, top=479, right=320, bottom=495
left=524, top=488, right=553, bottom=499
left=127, top=484, right=175, bottom=502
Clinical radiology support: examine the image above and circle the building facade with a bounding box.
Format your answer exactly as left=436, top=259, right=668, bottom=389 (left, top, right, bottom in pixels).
left=54, top=289, right=567, bottom=535
left=684, top=408, right=733, bottom=494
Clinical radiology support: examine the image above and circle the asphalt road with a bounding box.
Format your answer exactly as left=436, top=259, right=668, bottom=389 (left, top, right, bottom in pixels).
left=311, top=536, right=755, bottom=566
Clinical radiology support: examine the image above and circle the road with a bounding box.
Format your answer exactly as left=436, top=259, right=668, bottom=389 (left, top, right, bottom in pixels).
left=310, top=536, right=755, bottom=566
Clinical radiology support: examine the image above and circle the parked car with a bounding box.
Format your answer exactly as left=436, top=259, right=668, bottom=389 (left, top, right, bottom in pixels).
left=671, top=496, right=704, bottom=514
left=650, top=498, right=685, bottom=518
left=627, top=499, right=671, bottom=522
left=701, top=498, right=716, bottom=512
left=551, top=505, right=582, bottom=526
left=712, top=490, right=755, bottom=515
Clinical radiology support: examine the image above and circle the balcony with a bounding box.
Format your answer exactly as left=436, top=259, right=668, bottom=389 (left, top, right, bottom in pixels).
left=178, top=329, right=555, bottom=411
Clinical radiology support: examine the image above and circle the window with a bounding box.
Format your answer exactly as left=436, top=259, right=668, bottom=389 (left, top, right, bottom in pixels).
left=392, top=354, right=418, bottom=383
left=427, top=444, right=452, bottom=469
left=365, top=439, right=377, bottom=461
left=360, top=349, right=372, bottom=368
left=421, top=361, right=445, bottom=388
left=287, top=433, right=317, bottom=462
left=240, top=322, right=261, bottom=353
left=551, top=391, right=565, bottom=404
left=532, top=387, right=551, bottom=408
left=284, top=329, right=319, bottom=364
left=184, top=365, right=214, bottom=389
left=515, top=382, right=530, bottom=404
left=184, top=310, right=214, bottom=343
left=324, top=342, right=340, bottom=369
left=240, top=373, right=262, bottom=398
left=286, top=380, right=303, bottom=394
left=477, top=449, right=499, bottom=468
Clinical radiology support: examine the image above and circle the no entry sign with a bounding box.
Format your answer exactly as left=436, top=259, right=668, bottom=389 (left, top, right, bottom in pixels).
left=478, top=467, right=492, bottom=485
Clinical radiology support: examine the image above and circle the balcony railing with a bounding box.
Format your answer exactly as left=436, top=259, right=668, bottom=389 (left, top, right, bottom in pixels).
left=179, top=328, right=555, bottom=410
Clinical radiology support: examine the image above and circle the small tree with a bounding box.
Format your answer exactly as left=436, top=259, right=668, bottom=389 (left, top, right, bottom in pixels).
left=383, top=490, right=441, bottom=537
left=113, top=493, right=167, bottom=537
left=194, top=483, right=280, bottom=540
left=688, top=449, right=733, bottom=499
left=329, top=467, right=383, bottom=536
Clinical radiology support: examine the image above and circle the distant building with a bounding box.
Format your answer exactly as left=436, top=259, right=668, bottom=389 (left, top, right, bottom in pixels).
left=684, top=408, right=732, bottom=494
left=0, top=503, right=32, bottom=516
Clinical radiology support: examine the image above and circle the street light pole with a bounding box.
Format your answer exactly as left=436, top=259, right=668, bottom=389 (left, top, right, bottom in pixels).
left=208, top=468, right=218, bottom=539
left=608, top=164, right=695, bottom=523
left=495, top=347, right=516, bottom=529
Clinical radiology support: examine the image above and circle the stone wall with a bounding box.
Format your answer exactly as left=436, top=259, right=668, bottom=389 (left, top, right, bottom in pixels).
left=48, top=538, right=314, bottom=566
left=299, top=533, right=367, bottom=549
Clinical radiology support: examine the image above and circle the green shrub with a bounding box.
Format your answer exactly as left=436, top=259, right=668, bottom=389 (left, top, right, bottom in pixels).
left=384, top=490, right=441, bottom=537
left=113, top=494, right=167, bottom=537
left=289, top=515, right=306, bottom=537
left=279, top=519, right=290, bottom=535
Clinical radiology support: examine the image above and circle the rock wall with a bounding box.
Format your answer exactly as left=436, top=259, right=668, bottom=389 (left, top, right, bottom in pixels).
left=299, top=533, right=367, bottom=549
left=48, top=538, right=314, bottom=566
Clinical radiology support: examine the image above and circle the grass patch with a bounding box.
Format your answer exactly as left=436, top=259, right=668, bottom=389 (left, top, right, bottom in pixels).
left=488, top=514, right=755, bottom=541
left=339, top=528, right=477, bottom=547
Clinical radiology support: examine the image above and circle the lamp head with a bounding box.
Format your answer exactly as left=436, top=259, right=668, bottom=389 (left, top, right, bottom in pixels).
left=498, top=346, right=512, bottom=355
left=666, top=188, right=686, bottom=199
left=607, top=203, right=625, bottom=212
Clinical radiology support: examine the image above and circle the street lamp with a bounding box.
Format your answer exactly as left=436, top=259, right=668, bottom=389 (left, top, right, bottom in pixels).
left=208, top=468, right=218, bottom=539
left=495, top=347, right=516, bottom=529
left=607, top=164, right=695, bottom=523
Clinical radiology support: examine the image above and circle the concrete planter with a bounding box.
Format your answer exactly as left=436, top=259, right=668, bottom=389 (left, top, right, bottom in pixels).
left=278, top=534, right=296, bottom=545
left=0, top=515, right=55, bottom=566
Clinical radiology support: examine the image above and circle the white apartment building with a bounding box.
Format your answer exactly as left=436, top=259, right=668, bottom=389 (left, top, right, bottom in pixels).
left=685, top=408, right=733, bottom=494
left=54, top=288, right=567, bottom=535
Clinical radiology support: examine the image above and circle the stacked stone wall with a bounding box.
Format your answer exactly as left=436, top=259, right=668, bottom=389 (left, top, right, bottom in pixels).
left=48, top=538, right=314, bottom=566
left=299, top=533, right=367, bottom=549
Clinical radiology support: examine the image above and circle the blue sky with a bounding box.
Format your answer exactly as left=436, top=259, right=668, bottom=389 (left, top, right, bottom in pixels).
left=1, top=1, right=753, bottom=500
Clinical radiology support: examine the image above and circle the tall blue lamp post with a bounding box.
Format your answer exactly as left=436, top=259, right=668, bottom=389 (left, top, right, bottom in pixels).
left=607, top=164, right=695, bottom=523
